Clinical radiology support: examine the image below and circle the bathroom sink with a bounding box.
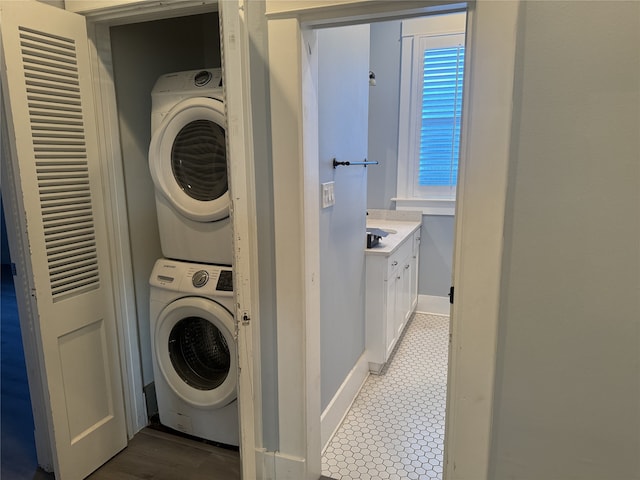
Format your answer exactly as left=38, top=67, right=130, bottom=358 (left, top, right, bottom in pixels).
left=366, top=227, right=392, bottom=248
left=381, top=228, right=397, bottom=235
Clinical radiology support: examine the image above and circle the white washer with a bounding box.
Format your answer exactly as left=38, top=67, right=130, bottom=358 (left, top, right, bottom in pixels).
left=149, top=258, right=238, bottom=446
left=149, top=69, right=232, bottom=266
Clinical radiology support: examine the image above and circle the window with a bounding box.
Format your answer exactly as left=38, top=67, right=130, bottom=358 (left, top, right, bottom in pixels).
left=419, top=44, right=464, bottom=189
left=396, top=13, right=466, bottom=215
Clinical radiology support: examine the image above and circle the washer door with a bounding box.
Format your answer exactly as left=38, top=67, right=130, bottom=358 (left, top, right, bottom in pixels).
left=155, top=297, right=236, bottom=408
left=149, top=97, right=229, bottom=222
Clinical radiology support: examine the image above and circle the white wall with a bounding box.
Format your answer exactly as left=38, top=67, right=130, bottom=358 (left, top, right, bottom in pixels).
left=367, top=20, right=454, bottom=297
left=491, top=2, right=640, bottom=478
left=109, top=13, right=220, bottom=388
left=318, top=24, right=370, bottom=411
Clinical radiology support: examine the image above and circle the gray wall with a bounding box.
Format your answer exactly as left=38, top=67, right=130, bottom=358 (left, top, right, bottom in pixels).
left=366, top=21, right=401, bottom=212
left=491, top=2, right=640, bottom=479
left=367, top=21, right=454, bottom=298
left=318, top=25, right=370, bottom=411
left=110, top=13, right=220, bottom=387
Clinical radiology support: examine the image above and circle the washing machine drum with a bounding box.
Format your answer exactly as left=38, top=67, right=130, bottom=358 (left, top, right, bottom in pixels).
left=149, top=97, right=229, bottom=222
left=155, top=297, right=236, bottom=408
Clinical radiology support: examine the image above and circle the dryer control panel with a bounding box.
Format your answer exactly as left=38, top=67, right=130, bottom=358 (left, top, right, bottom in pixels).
left=149, top=258, right=233, bottom=296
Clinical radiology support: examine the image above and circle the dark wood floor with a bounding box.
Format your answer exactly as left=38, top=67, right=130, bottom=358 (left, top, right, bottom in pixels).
left=88, top=428, right=240, bottom=480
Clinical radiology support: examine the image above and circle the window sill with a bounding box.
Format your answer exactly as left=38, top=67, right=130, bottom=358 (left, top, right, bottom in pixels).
left=392, top=198, right=455, bottom=216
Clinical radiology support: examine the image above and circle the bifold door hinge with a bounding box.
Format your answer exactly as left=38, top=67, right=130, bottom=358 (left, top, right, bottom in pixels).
left=449, top=286, right=455, bottom=304
left=241, top=312, right=250, bottom=326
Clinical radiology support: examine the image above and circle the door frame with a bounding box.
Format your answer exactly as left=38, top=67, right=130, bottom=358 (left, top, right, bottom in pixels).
left=10, top=0, right=261, bottom=477
left=265, top=1, right=520, bottom=478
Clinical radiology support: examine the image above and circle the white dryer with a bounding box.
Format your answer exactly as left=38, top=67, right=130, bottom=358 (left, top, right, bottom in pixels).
left=149, top=258, right=238, bottom=446
left=149, top=69, right=232, bottom=266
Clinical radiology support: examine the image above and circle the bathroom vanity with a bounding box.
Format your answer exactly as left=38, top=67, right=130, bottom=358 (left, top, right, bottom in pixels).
left=365, top=210, right=422, bottom=373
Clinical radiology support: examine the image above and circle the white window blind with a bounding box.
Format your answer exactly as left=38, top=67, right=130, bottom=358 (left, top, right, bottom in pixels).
left=396, top=13, right=466, bottom=215
left=419, top=45, right=465, bottom=188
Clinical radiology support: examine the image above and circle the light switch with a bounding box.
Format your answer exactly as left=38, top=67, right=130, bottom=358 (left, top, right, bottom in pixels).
left=321, top=181, right=335, bottom=208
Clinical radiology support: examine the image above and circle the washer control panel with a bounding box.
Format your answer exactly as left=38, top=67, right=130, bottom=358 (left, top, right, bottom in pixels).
left=216, top=270, right=233, bottom=292
left=149, top=259, right=233, bottom=296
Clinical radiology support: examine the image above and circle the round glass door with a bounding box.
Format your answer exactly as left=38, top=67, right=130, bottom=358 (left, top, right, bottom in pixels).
left=149, top=97, right=230, bottom=222
left=171, top=119, right=227, bottom=203
left=168, top=316, right=230, bottom=391
left=155, top=297, right=236, bottom=408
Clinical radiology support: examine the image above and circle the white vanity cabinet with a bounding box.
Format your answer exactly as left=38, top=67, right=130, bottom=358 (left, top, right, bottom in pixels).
left=365, top=226, right=421, bottom=373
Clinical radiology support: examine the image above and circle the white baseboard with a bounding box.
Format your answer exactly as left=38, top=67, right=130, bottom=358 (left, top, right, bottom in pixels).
left=256, top=449, right=306, bottom=480
left=321, top=353, right=370, bottom=452
left=256, top=449, right=275, bottom=480
left=416, top=294, right=450, bottom=316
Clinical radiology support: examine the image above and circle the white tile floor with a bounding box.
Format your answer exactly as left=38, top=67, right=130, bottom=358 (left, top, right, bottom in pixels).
left=322, top=313, right=450, bottom=480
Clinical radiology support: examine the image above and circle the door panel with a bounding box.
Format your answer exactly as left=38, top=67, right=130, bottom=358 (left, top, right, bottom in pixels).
left=0, top=1, right=127, bottom=478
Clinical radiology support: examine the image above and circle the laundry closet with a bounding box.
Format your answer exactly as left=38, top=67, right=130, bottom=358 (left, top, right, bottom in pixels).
left=0, top=1, right=256, bottom=477
left=108, top=11, right=224, bottom=416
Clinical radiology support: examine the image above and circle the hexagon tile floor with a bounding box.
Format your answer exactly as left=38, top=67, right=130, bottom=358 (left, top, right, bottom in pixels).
left=322, top=313, right=450, bottom=480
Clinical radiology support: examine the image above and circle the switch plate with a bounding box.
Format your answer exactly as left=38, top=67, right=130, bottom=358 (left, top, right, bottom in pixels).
left=321, top=181, right=335, bottom=208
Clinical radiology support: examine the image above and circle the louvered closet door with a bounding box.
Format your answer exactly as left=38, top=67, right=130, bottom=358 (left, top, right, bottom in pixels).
left=0, top=2, right=127, bottom=479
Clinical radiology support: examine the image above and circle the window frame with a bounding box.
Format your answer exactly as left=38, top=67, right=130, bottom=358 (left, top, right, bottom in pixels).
left=395, top=13, right=467, bottom=216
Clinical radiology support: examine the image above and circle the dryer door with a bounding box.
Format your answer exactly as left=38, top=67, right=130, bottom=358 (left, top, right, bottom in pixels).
left=155, top=297, right=236, bottom=408
left=149, top=97, right=229, bottom=222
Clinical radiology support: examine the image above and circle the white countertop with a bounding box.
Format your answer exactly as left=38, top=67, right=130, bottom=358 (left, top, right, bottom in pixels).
left=366, top=218, right=421, bottom=256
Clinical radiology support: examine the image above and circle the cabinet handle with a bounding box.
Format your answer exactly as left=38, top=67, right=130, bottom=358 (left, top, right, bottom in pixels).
left=391, top=261, right=398, bottom=266
left=405, top=264, right=410, bottom=269
left=397, top=276, right=401, bottom=280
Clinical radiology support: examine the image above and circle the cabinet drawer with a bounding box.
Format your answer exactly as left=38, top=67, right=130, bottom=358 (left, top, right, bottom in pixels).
left=386, top=237, right=412, bottom=280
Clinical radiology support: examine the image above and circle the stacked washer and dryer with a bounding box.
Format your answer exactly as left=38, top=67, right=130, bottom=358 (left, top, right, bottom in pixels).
left=147, top=69, right=238, bottom=446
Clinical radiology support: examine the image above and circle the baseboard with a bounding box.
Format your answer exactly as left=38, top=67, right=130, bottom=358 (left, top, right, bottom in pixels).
left=256, top=449, right=307, bottom=480
left=321, top=353, right=370, bottom=452
left=416, top=294, right=450, bottom=315
left=256, top=449, right=273, bottom=480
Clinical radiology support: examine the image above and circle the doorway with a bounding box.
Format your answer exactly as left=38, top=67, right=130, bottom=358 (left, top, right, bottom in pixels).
left=315, top=11, right=464, bottom=479
left=108, top=11, right=222, bottom=420
left=266, top=1, right=519, bottom=478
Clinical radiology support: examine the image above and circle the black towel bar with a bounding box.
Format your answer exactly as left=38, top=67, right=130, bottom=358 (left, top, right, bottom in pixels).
left=332, top=158, right=379, bottom=168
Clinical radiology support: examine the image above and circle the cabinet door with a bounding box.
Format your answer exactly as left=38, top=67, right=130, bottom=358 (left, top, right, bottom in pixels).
left=410, top=230, right=421, bottom=309
left=385, top=272, right=400, bottom=358
left=394, top=252, right=411, bottom=337
left=401, top=255, right=413, bottom=326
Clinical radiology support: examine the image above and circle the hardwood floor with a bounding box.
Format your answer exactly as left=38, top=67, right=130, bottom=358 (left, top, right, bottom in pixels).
left=89, top=428, right=341, bottom=480
left=88, top=428, right=240, bottom=480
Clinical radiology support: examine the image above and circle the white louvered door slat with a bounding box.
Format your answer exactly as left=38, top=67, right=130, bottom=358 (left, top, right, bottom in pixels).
left=0, top=1, right=127, bottom=478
